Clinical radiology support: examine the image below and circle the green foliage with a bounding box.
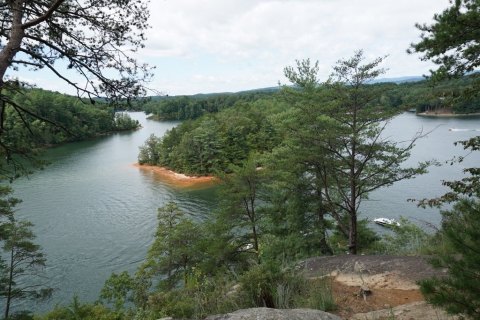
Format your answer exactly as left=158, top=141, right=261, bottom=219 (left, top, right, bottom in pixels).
left=138, top=99, right=283, bottom=175
left=411, top=6, right=480, bottom=314
left=137, top=134, right=162, bottom=165
left=293, top=278, right=336, bottom=312
left=420, top=199, right=480, bottom=318
left=139, top=202, right=201, bottom=290
left=144, top=274, right=238, bottom=320
left=1, top=218, right=53, bottom=319
left=100, top=272, right=135, bottom=312
left=328, top=218, right=382, bottom=254
left=281, top=51, right=428, bottom=254
left=113, top=113, right=140, bottom=131
left=0, top=187, right=52, bottom=319
left=217, top=157, right=267, bottom=262
left=262, top=139, right=335, bottom=259
left=409, top=0, right=480, bottom=111
left=237, top=262, right=336, bottom=311
left=378, top=217, right=433, bottom=255
left=36, top=296, right=121, bottom=320
left=143, top=90, right=277, bottom=121
left=239, top=263, right=282, bottom=308
left=410, top=0, right=480, bottom=79
left=0, top=88, right=140, bottom=181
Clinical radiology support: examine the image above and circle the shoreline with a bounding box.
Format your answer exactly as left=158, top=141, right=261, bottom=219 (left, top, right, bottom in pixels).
left=416, top=112, right=480, bottom=118
left=133, top=163, right=219, bottom=188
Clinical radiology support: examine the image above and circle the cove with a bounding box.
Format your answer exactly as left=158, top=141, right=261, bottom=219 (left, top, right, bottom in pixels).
left=11, top=112, right=218, bottom=313
left=9, top=111, right=480, bottom=313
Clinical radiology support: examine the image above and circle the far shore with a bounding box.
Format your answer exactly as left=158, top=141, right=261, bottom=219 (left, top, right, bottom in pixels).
left=133, top=163, right=219, bottom=188
left=416, top=111, right=480, bottom=117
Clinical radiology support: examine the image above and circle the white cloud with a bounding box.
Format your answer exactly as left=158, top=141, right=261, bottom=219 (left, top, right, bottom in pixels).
left=141, top=0, right=451, bottom=95
left=17, top=0, right=453, bottom=95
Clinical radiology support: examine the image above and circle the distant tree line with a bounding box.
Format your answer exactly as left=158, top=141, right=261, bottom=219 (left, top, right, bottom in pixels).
left=140, top=75, right=480, bottom=122
left=7, top=88, right=138, bottom=141
left=141, top=90, right=279, bottom=120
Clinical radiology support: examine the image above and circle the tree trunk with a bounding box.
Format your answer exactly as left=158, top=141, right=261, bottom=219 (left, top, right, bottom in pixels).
left=250, top=197, right=260, bottom=263
left=349, top=98, right=359, bottom=255
left=348, top=212, right=357, bottom=255
left=318, top=211, right=333, bottom=255
left=0, top=1, right=25, bottom=85
left=5, top=246, right=14, bottom=320
left=315, top=185, right=333, bottom=255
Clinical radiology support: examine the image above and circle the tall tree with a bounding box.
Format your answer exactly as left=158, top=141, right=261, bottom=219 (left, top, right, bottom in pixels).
left=140, top=202, right=201, bottom=290
left=0, top=218, right=52, bottom=319
left=283, top=51, right=428, bottom=254
left=218, top=157, right=266, bottom=262
left=0, top=0, right=151, bottom=180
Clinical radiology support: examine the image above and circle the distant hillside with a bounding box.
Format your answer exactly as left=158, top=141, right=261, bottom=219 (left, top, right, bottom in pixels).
left=147, top=86, right=281, bottom=101
left=140, top=74, right=480, bottom=120
left=146, top=78, right=425, bottom=100
left=369, top=76, right=425, bottom=84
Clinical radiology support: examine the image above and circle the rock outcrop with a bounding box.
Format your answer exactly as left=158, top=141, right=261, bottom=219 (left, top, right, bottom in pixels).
left=205, top=307, right=341, bottom=320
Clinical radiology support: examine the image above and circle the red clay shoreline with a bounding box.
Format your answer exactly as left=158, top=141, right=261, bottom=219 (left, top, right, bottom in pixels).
left=133, top=163, right=219, bottom=188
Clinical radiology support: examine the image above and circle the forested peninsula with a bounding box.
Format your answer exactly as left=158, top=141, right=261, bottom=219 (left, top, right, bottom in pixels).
left=137, top=74, right=480, bottom=177
left=7, top=89, right=139, bottom=143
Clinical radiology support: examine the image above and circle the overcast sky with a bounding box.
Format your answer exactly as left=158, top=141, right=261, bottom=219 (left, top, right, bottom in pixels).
left=17, top=0, right=451, bottom=96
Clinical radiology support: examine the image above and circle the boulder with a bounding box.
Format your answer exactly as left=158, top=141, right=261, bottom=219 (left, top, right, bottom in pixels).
left=205, top=307, right=341, bottom=320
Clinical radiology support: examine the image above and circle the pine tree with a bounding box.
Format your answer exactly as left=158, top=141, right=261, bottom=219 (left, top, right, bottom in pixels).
left=0, top=218, right=52, bottom=319
left=282, top=51, right=428, bottom=254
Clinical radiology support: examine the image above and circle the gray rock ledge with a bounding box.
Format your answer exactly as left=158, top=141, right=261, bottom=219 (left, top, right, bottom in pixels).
left=205, top=307, right=341, bottom=320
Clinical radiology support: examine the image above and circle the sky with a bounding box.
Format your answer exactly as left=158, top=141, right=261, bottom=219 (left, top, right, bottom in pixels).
left=15, top=0, right=451, bottom=96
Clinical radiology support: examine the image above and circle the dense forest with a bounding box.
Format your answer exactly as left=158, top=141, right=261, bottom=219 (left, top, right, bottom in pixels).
left=8, top=88, right=141, bottom=144
left=141, top=89, right=278, bottom=121
left=141, top=74, right=480, bottom=122
left=139, top=99, right=283, bottom=175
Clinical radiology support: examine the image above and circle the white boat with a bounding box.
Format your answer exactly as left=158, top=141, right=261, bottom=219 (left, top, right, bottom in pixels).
left=374, top=217, right=400, bottom=227
left=449, top=128, right=480, bottom=132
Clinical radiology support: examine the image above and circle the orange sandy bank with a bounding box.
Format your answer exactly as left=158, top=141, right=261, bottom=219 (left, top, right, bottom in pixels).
left=133, top=163, right=219, bottom=188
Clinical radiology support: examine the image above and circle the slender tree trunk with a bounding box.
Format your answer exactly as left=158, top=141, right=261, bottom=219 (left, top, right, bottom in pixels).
left=5, top=246, right=14, bottom=320
left=315, top=182, right=333, bottom=255
left=318, top=212, right=333, bottom=255
left=348, top=99, right=359, bottom=255
left=250, top=202, right=260, bottom=263
left=348, top=212, right=357, bottom=255
left=348, top=161, right=358, bottom=255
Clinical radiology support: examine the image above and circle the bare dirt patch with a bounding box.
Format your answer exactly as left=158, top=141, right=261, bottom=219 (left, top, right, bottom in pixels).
left=331, top=280, right=424, bottom=319
left=298, top=255, right=452, bottom=319
left=133, top=163, right=219, bottom=189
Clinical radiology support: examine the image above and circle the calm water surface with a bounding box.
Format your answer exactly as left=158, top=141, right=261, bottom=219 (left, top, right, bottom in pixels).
left=9, top=111, right=480, bottom=313
left=11, top=112, right=217, bottom=312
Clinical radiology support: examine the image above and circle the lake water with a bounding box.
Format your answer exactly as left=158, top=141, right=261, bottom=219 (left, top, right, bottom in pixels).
left=8, top=111, right=480, bottom=313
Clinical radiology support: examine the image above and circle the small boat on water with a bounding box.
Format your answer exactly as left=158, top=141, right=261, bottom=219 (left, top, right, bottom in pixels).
left=449, top=128, right=480, bottom=132
left=374, top=217, right=400, bottom=227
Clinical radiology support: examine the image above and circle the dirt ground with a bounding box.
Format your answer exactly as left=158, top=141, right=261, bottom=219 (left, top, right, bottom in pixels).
left=133, top=163, right=219, bottom=188
left=298, top=255, right=456, bottom=319
left=331, top=280, right=424, bottom=319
